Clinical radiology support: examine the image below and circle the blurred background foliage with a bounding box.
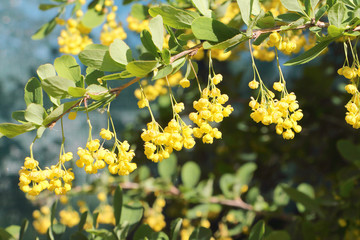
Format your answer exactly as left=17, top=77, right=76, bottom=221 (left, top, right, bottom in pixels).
left=1, top=0, right=360, bottom=239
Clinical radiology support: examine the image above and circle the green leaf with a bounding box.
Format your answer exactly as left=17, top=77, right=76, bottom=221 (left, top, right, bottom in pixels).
left=149, top=5, right=198, bottom=29
left=337, top=139, right=360, bottom=166
left=24, top=77, right=43, bottom=106
left=161, top=49, right=171, bottom=64
left=32, top=15, right=57, bottom=40
left=54, top=55, right=81, bottom=83
left=181, top=161, right=201, bottom=188
left=120, top=202, right=144, bottom=229
left=0, top=123, right=35, bottom=139
left=51, top=223, right=66, bottom=237
left=39, top=4, right=60, bottom=11
left=276, top=13, right=302, bottom=22
left=85, top=68, right=104, bottom=85
left=114, top=186, right=123, bottom=226
left=237, top=0, right=261, bottom=26
left=19, top=219, right=29, bottom=240
left=131, top=3, right=149, bottom=20
left=81, top=4, right=105, bottom=28
left=126, top=60, right=158, bottom=77
left=219, top=174, right=235, bottom=198
left=41, top=76, right=76, bottom=99
left=92, top=212, right=99, bottom=229
left=12, top=111, right=27, bottom=123
left=203, top=33, right=248, bottom=50
left=50, top=201, right=58, bottom=226
left=192, top=17, right=239, bottom=42
left=133, top=225, right=155, bottom=240
left=109, top=39, right=132, bottom=66
left=189, top=227, right=212, bottom=240
left=315, top=5, right=327, bottom=22
left=43, top=100, right=79, bottom=126
left=5, top=225, right=19, bottom=239
left=78, top=212, right=88, bottom=231
left=281, top=185, right=324, bottom=217
left=257, top=13, right=275, bottom=28
left=284, top=39, right=333, bottom=66
left=149, top=15, right=164, bottom=51
left=153, top=65, right=173, bottom=81
left=236, top=162, right=257, bottom=185
left=327, top=25, right=345, bottom=37
left=0, top=228, right=14, bottom=240
left=171, top=58, right=186, bottom=75
left=249, top=220, right=265, bottom=240
left=273, top=184, right=290, bottom=206
left=170, top=218, right=182, bottom=240
left=280, top=0, right=303, bottom=13
left=37, top=64, right=56, bottom=80
left=328, top=2, right=348, bottom=28
left=310, top=0, right=320, bottom=10
left=70, top=231, right=88, bottom=240
left=68, top=87, right=87, bottom=97
left=86, top=84, right=109, bottom=100
left=158, top=154, right=177, bottom=180
left=141, top=30, right=160, bottom=56
left=79, top=44, right=125, bottom=72
left=191, top=0, right=212, bottom=17
left=24, top=103, right=46, bottom=125
left=264, top=231, right=291, bottom=240
left=37, top=126, right=46, bottom=138
left=296, top=183, right=315, bottom=212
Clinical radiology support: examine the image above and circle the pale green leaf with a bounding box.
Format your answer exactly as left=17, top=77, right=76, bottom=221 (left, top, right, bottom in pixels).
left=192, top=17, right=239, bottom=42
left=41, top=76, right=76, bottom=99
left=284, top=39, right=333, bottom=66
left=37, top=64, right=56, bottom=80
left=191, top=0, right=212, bottom=17
left=126, top=60, right=158, bottom=77
left=24, top=103, right=46, bottom=125
left=181, top=161, right=201, bottom=188
left=54, top=55, right=81, bottom=83
left=149, top=5, right=198, bottom=29
left=81, top=5, right=105, bottom=28
left=0, top=123, right=35, bottom=139
left=149, top=15, right=164, bottom=51
left=109, top=39, right=132, bottom=66
left=237, top=0, right=261, bottom=26
left=24, top=77, right=43, bottom=106
left=280, top=0, right=303, bottom=13
left=249, top=220, right=265, bottom=240
left=328, top=2, right=348, bottom=28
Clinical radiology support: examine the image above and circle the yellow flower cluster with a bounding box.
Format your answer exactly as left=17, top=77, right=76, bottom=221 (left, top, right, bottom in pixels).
left=127, top=15, right=149, bottom=33
left=59, top=209, right=80, bottom=227
left=267, top=32, right=298, bottom=55
left=219, top=2, right=240, bottom=24
left=134, top=72, right=183, bottom=104
left=100, top=5, right=127, bottom=46
left=141, top=118, right=195, bottom=162
left=97, top=205, right=116, bottom=225
left=190, top=74, right=233, bottom=144
left=338, top=66, right=360, bottom=80
left=254, top=31, right=313, bottom=61
left=211, top=49, right=232, bottom=62
left=19, top=153, right=75, bottom=196
left=76, top=137, right=136, bottom=176
left=339, top=67, right=360, bottom=128
left=249, top=81, right=303, bottom=140
left=261, top=0, right=287, bottom=17
left=143, top=198, right=166, bottom=232
left=252, top=44, right=276, bottom=62
left=57, top=18, right=93, bottom=55
left=32, top=206, right=51, bottom=234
